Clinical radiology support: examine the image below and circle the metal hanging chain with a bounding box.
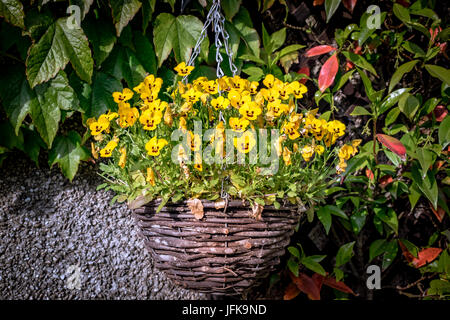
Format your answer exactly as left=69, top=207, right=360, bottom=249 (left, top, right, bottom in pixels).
left=183, top=0, right=238, bottom=83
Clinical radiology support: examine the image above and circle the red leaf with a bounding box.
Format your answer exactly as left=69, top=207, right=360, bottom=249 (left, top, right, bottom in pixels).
left=434, top=105, right=448, bottom=122
left=378, top=175, right=394, bottom=188
left=430, top=204, right=445, bottom=222
left=342, top=0, right=357, bottom=13
left=365, top=169, right=374, bottom=180
left=412, top=248, right=443, bottom=268
left=290, top=272, right=321, bottom=300
left=376, top=134, right=407, bottom=160
left=297, top=66, right=310, bottom=84
left=398, top=240, right=415, bottom=263
left=313, top=0, right=325, bottom=6
left=318, top=53, right=339, bottom=92
left=322, top=277, right=356, bottom=295
left=312, top=273, right=325, bottom=292
left=305, top=45, right=337, bottom=57
left=283, top=282, right=301, bottom=300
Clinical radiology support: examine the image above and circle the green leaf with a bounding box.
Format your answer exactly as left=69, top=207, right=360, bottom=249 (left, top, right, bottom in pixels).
left=239, top=54, right=265, bottom=65
left=411, top=163, right=438, bottom=209
left=385, top=107, right=401, bottom=127
left=242, top=66, right=264, bottom=81
left=342, top=51, right=377, bottom=76
left=222, top=0, right=242, bottom=21
left=379, top=88, right=411, bottom=115
left=439, top=115, right=450, bottom=149
left=399, top=239, right=419, bottom=258
left=425, top=64, right=450, bottom=86
left=288, top=246, right=300, bottom=259
left=374, top=207, right=398, bottom=234
left=270, top=28, right=287, bottom=53
left=301, top=256, right=326, bottom=276
left=398, top=93, right=419, bottom=120
left=48, top=131, right=89, bottom=181
left=414, top=147, right=435, bottom=178
left=110, top=0, right=142, bottom=36
left=351, top=106, right=372, bottom=116
left=273, top=44, right=305, bottom=65
left=326, top=205, right=348, bottom=220
left=393, top=3, right=411, bottom=24
left=83, top=17, right=117, bottom=66
left=317, top=206, right=332, bottom=235
left=388, top=60, right=419, bottom=93
left=134, top=31, right=157, bottom=75
left=0, top=0, right=24, bottom=28
left=0, top=120, right=24, bottom=151
left=0, top=65, right=37, bottom=135
left=332, top=69, right=355, bottom=92
left=325, top=0, right=341, bottom=23
left=335, top=241, right=355, bottom=267
left=153, top=13, right=204, bottom=67
left=26, top=18, right=94, bottom=88
left=141, top=0, right=156, bottom=34
left=31, top=71, right=80, bottom=147
left=23, top=127, right=45, bottom=165
left=85, top=72, right=123, bottom=119
left=382, top=240, right=398, bottom=270
left=233, top=15, right=260, bottom=58
left=402, top=41, right=425, bottom=58
left=350, top=209, right=367, bottom=235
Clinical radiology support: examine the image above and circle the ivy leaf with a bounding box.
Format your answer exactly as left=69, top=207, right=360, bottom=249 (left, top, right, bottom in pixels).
left=0, top=0, right=25, bottom=28
left=85, top=72, right=123, bottom=119
left=133, top=31, right=157, bottom=75
left=23, top=127, right=45, bottom=165
left=26, top=17, right=93, bottom=88
left=31, top=87, right=61, bottom=148
left=48, top=131, right=90, bottom=181
left=0, top=65, right=37, bottom=135
left=222, top=0, right=242, bottom=21
left=141, top=0, right=156, bottom=34
left=233, top=15, right=260, bottom=58
left=153, top=13, right=204, bottom=67
left=110, top=0, right=142, bottom=37
left=83, top=17, right=117, bottom=66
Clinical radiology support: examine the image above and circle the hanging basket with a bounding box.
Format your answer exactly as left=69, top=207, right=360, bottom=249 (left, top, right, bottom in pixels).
left=132, top=199, right=306, bottom=296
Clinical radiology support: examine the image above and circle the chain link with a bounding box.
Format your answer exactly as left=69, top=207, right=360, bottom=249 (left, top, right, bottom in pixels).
left=184, top=0, right=235, bottom=200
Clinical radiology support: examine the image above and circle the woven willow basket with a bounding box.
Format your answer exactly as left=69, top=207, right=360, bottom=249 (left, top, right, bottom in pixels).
left=132, top=199, right=305, bottom=296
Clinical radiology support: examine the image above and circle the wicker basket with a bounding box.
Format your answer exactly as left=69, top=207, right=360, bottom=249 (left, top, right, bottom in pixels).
left=132, top=199, right=305, bottom=296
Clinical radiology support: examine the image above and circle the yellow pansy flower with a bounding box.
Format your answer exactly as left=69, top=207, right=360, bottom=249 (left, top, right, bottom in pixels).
left=174, top=62, right=194, bottom=76
left=211, top=96, right=230, bottom=110
left=179, top=117, right=187, bottom=133
left=182, top=88, right=202, bottom=104
left=100, top=138, right=119, bottom=158
left=289, top=81, right=308, bottom=99
left=239, top=102, right=262, bottom=121
left=187, top=131, right=202, bottom=151
left=301, top=145, right=314, bottom=162
left=89, top=114, right=110, bottom=136
left=118, top=105, right=139, bottom=128
left=217, top=77, right=231, bottom=92
left=118, top=147, right=127, bottom=168
left=283, top=147, right=292, bottom=166
left=194, top=152, right=203, bottom=172
left=267, top=99, right=288, bottom=118
left=229, top=76, right=247, bottom=92
left=282, top=121, right=300, bottom=140
left=327, top=120, right=346, bottom=137
left=139, top=109, right=162, bottom=130
left=229, top=117, right=250, bottom=133
left=164, top=105, right=173, bottom=127
left=336, top=159, right=347, bottom=174
left=146, top=167, right=156, bottom=186
left=141, top=91, right=159, bottom=106
left=203, top=80, right=218, bottom=94
left=275, top=135, right=287, bottom=157
left=260, top=88, right=280, bottom=102
left=112, top=88, right=133, bottom=103
left=234, top=130, right=256, bottom=154
left=338, top=144, right=355, bottom=161
left=315, top=145, right=325, bottom=155
left=275, top=82, right=292, bottom=100
left=263, top=74, right=275, bottom=88
left=248, top=81, right=259, bottom=94
left=145, top=136, right=168, bottom=156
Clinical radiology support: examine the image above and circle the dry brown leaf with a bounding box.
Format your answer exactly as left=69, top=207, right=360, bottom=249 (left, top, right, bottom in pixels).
left=188, top=198, right=204, bottom=220
left=251, top=203, right=264, bottom=220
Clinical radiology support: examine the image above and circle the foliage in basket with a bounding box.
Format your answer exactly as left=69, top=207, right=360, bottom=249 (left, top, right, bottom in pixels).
left=91, top=64, right=360, bottom=211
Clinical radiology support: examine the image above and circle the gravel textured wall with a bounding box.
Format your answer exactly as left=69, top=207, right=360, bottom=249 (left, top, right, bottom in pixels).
left=0, top=156, right=206, bottom=300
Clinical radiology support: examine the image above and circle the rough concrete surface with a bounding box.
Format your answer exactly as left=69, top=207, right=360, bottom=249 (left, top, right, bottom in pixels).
left=0, top=155, right=206, bottom=300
